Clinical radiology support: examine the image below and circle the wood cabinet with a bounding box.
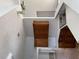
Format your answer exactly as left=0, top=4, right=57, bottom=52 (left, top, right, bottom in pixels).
left=33, top=21, right=49, bottom=47
left=59, top=26, right=77, bottom=48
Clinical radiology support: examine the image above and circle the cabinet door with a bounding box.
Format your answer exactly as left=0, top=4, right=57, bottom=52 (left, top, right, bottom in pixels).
left=59, top=26, right=77, bottom=48
left=35, top=39, right=48, bottom=47
left=33, top=21, right=49, bottom=47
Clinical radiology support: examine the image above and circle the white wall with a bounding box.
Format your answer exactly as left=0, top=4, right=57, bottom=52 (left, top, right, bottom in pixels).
left=58, top=0, right=63, bottom=4
left=24, top=37, right=36, bottom=59
left=0, top=0, right=15, bottom=5
left=23, top=17, right=59, bottom=59
left=39, top=53, right=49, bottom=59
left=0, top=8, right=24, bottom=59
left=24, top=0, right=58, bottom=17
left=24, top=37, right=49, bottom=59
left=64, top=0, right=79, bottom=14
left=66, top=5, right=79, bottom=43
left=24, top=35, right=59, bottom=59
left=23, top=18, right=59, bottom=38
left=0, top=0, right=20, bottom=5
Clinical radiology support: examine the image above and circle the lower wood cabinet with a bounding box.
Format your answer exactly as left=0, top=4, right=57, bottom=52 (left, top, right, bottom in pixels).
left=59, top=26, right=77, bottom=48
